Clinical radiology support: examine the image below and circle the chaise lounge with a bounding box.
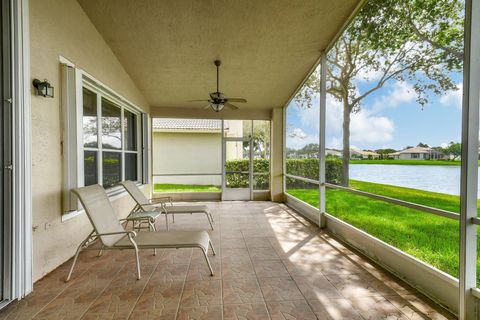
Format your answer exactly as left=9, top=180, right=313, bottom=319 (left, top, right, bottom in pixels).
left=66, top=184, right=216, bottom=281
left=120, top=180, right=214, bottom=230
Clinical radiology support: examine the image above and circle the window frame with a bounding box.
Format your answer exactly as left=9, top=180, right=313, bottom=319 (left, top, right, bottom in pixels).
left=81, top=76, right=142, bottom=189
left=61, top=63, right=148, bottom=219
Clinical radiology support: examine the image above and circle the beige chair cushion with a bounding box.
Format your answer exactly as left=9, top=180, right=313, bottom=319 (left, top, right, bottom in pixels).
left=114, top=230, right=210, bottom=252
left=126, top=211, right=162, bottom=221
left=72, top=185, right=125, bottom=247
left=161, top=205, right=209, bottom=213
left=120, top=180, right=210, bottom=214
left=120, top=180, right=151, bottom=205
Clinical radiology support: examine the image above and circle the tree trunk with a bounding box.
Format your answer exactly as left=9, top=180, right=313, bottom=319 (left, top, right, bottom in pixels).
left=342, top=102, right=351, bottom=187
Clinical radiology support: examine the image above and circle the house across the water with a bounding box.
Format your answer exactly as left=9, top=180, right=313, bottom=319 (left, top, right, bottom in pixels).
left=389, top=146, right=443, bottom=160
left=350, top=149, right=380, bottom=160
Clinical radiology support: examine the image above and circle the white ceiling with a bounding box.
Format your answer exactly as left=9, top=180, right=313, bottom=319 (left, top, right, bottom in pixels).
left=78, top=0, right=360, bottom=111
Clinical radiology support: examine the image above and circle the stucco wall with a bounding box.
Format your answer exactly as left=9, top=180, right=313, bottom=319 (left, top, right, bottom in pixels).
left=399, top=153, right=426, bottom=160
left=153, top=132, right=222, bottom=185
left=30, top=0, right=150, bottom=281
left=271, top=108, right=284, bottom=202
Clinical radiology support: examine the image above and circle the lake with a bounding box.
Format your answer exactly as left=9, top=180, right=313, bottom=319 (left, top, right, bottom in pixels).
left=349, top=164, right=480, bottom=196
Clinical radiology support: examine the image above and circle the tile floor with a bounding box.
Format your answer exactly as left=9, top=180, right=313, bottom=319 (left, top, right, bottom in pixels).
left=0, top=201, right=456, bottom=319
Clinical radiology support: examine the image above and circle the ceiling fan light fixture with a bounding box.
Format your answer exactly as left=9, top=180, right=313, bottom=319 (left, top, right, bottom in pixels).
left=211, top=102, right=224, bottom=112
left=188, top=60, right=246, bottom=112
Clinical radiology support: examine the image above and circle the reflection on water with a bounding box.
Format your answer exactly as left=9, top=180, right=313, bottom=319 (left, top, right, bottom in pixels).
left=350, top=164, right=480, bottom=196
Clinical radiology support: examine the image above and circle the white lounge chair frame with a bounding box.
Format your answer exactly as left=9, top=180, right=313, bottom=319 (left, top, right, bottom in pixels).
left=66, top=184, right=216, bottom=281
left=120, top=180, right=214, bottom=230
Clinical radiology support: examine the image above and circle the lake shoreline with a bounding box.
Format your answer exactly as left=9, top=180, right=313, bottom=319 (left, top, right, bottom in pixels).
left=349, top=163, right=474, bottom=195
left=349, top=159, right=468, bottom=166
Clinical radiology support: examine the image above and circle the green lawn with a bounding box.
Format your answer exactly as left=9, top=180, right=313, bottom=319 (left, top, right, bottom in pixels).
left=154, top=183, right=221, bottom=193
left=287, top=179, right=480, bottom=284
left=350, top=159, right=464, bottom=166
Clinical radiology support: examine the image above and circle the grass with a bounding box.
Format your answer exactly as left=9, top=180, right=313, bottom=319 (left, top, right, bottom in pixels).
left=154, top=183, right=221, bottom=193
left=349, top=159, right=463, bottom=166
left=349, top=180, right=462, bottom=213
left=287, top=179, right=480, bottom=284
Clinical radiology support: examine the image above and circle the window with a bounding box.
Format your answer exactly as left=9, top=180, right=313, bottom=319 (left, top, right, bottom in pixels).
left=81, top=86, right=141, bottom=189
left=321, top=0, right=464, bottom=285
left=62, top=66, right=148, bottom=214
left=285, top=65, right=320, bottom=206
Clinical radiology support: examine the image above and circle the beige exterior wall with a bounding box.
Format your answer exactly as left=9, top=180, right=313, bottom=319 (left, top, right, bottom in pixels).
left=30, top=0, right=150, bottom=281
left=153, top=132, right=222, bottom=185
left=398, top=153, right=426, bottom=160
left=270, top=108, right=284, bottom=202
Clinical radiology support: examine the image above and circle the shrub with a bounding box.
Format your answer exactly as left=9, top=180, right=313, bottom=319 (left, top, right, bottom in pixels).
left=225, top=156, right=343, bottom=189
left=225, top=159, right=269, bottom=189
left=325, top=156, right=343, bottom=184
left=285, top=156, right=343, bottom=186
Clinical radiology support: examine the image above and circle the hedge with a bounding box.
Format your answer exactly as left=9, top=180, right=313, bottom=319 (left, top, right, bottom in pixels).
left=225, top=156, right=343, bottom=188
left=286, top=156, right=343, bottom=187
left=226, top=159, right=269, bottom=189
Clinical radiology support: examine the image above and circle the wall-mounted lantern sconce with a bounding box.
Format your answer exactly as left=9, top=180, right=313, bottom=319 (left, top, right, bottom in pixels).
left=32, top=79, right=54, bottom=98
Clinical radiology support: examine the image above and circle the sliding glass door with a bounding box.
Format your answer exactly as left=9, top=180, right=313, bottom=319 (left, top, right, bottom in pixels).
left=1, top=0, right=12, bottom=304
left=222, top=138, right=252, bottom=200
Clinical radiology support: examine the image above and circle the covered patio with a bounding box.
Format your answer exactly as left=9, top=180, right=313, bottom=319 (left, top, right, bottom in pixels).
left=0, top=202, right=453, bottom=319
left=1, top=0, right=480, bottom=319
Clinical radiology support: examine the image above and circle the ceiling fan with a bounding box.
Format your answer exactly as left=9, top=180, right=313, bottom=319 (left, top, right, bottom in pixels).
left=188, top=60, right=247, bottom=112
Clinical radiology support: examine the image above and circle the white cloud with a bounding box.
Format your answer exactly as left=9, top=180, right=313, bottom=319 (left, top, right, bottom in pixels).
left=298, top=102, right=320, bottom=131
left=370, top=82, right=416, bottom=113
left=290, top=81, right=409, bottom=150
left=354, top=68, right=384, bottom=83
left=288, top=128, right=307, bottom=139
left=440, top=83, right=462, bottom=109
left=327, top=137, right=343, bottom=150
left=326, top=95, right=395, bottom=148
left=286, top=132, right=318, bottom=149
left=350, top=111, right=395, bottom=144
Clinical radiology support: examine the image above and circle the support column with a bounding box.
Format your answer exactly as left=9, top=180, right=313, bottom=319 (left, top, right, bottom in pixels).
left=459, top=0, right=480, bottom=318
left=270, top=108, right=284, bottom=202
left=319, top=52, right=327, bottom=228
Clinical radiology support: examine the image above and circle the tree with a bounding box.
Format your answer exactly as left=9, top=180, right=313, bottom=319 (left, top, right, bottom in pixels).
left=295, top=0, right=464, bottom=186
left=83, top=116, right=122, bottom=149
left=376, top=148, right=397, bottom=159
left=286, top=147, right=298, bottom=159
left=299, top=143, right=319, bottom=158
left=251, top=121, right=270, bottom=158
left=376, top=148, right=397, bottom=155
left=417, top=142, right=430, bottom=148
left=444, top=141, right=462, bottom=160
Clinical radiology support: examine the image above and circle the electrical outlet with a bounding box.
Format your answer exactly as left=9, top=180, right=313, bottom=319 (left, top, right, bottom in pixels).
left=44, top=222, right=53, bottom=230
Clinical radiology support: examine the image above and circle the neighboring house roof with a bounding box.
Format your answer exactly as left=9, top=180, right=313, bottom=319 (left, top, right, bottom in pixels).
left=153, top=118, right=228, bottom=132
left=350, top=149, right=380, bottom=156
left=326, top=148, right=342, bottom=155
left=389, top=146, right=440, bottom=156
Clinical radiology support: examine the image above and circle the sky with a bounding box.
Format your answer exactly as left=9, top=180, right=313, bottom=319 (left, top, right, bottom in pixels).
left=286, top=71, right=464, bottom=151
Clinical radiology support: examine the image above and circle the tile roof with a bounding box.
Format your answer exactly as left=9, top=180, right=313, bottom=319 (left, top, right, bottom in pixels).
left=351, top=149, right=380, bottom=156
left=389, top=146, right=438, bottom=155
left=152, top=118, right=227, bottom=131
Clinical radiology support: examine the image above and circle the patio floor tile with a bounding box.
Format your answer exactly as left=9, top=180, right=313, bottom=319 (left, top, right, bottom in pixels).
left=0, top=201, right=454, bottom=320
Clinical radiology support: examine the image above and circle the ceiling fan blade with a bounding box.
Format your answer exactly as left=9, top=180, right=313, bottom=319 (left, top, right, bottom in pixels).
left=187, top=99, right=210, bottom=102
left=225, top=102, right=239, bottom=110
left=226, top=98, right=247, bottom=103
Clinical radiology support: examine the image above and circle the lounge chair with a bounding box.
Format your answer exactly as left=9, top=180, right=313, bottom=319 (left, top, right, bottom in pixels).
left=119, top=180, right=214, bottom=231
left=66, top=184, right=216, bottom=281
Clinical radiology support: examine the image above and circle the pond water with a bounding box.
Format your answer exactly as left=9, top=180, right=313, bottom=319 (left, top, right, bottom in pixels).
left=349, top=164, right=480, bottom=196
